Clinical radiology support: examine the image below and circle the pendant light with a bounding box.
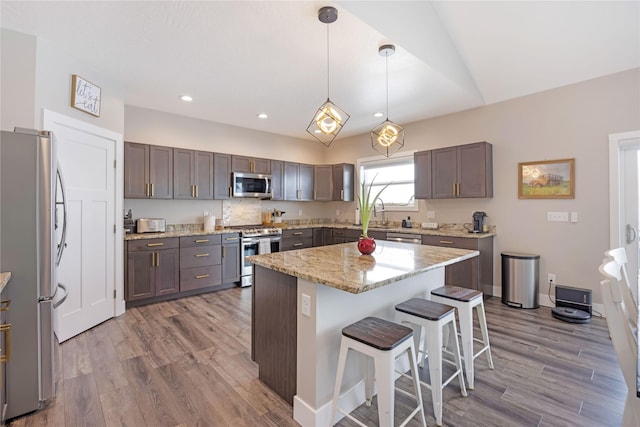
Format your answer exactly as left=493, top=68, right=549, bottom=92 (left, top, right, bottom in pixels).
left=371, top=44, right=404, bottom=157
left=306, top=6, right=350, bottom=147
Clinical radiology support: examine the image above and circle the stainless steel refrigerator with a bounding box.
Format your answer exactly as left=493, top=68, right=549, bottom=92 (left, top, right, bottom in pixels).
left=0, top=128, right=67, bottom=419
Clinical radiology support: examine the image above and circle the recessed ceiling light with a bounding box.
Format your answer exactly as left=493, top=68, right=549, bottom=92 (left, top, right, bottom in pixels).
left=374, top=112, right=384, bottom=118
left=257, top=113, right=268, bottom=119
left=180, top=95, right=193, bottom=102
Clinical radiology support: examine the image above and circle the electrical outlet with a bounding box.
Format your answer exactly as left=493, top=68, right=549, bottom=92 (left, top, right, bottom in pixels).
left=203, top=211, right=209, bottom=217
left=301, top=293, right=311, bottom=317
left=427, top=211, right=436, bottom=219
left=570, top=212, right=578, bottom=223
left=548, top=273, right=556, bottom=283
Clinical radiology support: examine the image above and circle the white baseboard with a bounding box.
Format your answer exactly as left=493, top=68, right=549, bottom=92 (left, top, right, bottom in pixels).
left=294, top=380, right=366, bottom=427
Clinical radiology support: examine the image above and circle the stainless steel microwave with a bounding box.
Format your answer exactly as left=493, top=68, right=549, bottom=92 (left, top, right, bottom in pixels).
left=232, top=172, right=272, bottom=198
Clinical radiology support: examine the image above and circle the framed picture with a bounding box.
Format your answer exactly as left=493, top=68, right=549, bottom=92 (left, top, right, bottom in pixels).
left=518, top=158, right=575, bottom=199
left=70, top=74, right=101, bottom=117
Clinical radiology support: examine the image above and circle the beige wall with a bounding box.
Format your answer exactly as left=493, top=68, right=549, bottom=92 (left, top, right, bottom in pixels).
left=326, top=68, right=640, bottom=302
left=1, top=29, right=37, bottom=130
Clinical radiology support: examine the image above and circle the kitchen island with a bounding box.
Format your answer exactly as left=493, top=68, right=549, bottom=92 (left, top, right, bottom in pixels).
left=248, top=240, right=479, bottom=427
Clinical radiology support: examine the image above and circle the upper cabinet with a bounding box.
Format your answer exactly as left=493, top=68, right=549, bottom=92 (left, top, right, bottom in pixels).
left=313, top=165, right=333, bottom=201
left=213, top=153, right=232, bottom=199
left=173, top=148, right=214, bottom=199
left=231, top=155, right=270, bottom=174
left=284, top=162, right=313, bottom=201
left=416, top=141, right=493, bottom=199
left=124, top=142, right=173, bottom=199
left=270, top=160, right=284, bottom=201
left=332, top=163, right=354, bottom=201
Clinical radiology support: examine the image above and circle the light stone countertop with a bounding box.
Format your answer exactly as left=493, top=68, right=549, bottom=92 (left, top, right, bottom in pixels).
left=124, top=222, right=495, bottom=241
left=248, top=240, right=479, bottom=294
left=0, top=272, right=11, bottom=293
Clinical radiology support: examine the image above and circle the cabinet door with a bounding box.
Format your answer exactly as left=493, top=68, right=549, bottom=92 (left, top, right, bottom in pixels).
left=298, top=164, right=314, bottom=201
left=194, top=150, right=214, bottom=199
left=283, top=162, right=299, bottom=200
left=458, top=142, right=492, bottom=198
left=414, top=150, right=432, bottom=199
left=173, top=148, right=195, bottom=199
left=333, top=163, right=354, bottom=201
left=155, top=248, right=180, bottom=296
left=253, top=157, right=271, bottom=174
left=126, top=251, right=155, bottom=300
left=314, top=165, right=333, bottom=201
left=214, top=153, right=232, bottom=199
left=270, top=160, right=284, bottom=201
left=222, top=233, right=241, bottom=283
left=124, top=142, right=149, bottom=198
left=149, top=145, right=173, bottom=199
left=231, top=155, right=252, bottom=173
left=431, top=146, right=457, bottom=198
left=312, top=228, right=325, bottom=247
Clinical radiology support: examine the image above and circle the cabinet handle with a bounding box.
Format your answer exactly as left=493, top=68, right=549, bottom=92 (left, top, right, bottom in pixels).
left=156, top=252, right=160, bottom=266
left=452, top=183, right=456, bottom=196
left=297, top=189, right=301, bottom=199
left=293, top=243, right=303, bottom=247
left=146, top=242, right=164, bottom=247
left=222, top=247, right=226, bottom=258
left=439, top=240, right=455, bottom=245
left=340, top=189, right=344, bottom=200
left=195, top=239, right=209, bottom=243
left=145, top=183, right=150, bottom=197
left=0, top=300, right=10, bottom=312
left=191, top=185, right=195, bottom=198
left=195, top=185, right=199, bottom=198
left=224, top=237, right=238, bottom=241
left=195, top=253, right=209, bottom=257
left=150, top=252, right=155, bottom=266
left=195, top=274, right=210, bottom=279
left=0, top=323, right=11, bottom=363
left=293, top=232, right=303, bottom=236
left=150, top=183, right=154, bottom=197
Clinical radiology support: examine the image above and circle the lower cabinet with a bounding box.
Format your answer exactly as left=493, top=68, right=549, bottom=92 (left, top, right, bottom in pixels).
left=125, top=233, right=240, bottom=306
left=422, top=235, right=494, bottom=296
left=332, top=228, right=361, bottom=244
left=0, top=282, right=10, bottom=423
left=126, top=238, right=180, bottom=301
left=281, top=228, right=313, bottom=251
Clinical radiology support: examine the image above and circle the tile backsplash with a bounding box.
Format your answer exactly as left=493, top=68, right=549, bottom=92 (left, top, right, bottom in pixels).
left=223, top=198, right=262, bottom=226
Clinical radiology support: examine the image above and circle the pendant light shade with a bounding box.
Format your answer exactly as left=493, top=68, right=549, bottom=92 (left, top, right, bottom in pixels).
left=371, top=44, right=404, bottom=157
left=307, top=6, right=350, bottom=147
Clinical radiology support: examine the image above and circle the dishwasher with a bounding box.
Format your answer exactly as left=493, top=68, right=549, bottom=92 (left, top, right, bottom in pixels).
left=386, top=232, right=422, bottom=244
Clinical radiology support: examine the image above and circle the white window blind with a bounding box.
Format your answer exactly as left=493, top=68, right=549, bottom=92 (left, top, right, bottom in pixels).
left=359, top=154, right=416, bottom=210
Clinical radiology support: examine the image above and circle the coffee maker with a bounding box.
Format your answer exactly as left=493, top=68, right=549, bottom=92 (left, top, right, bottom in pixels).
left=472, top=211, right=487, bottom=233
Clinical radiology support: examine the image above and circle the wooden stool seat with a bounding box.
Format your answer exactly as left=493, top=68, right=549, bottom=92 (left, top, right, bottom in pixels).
left=430, top=285, right=494, bottom=390
left=342, top=316, right=413, bottom=350
left=431, top=285, right=482, bottom=302
left=396, top=298, right=456, bottom=321
left=330, top=317, right=426, bottom=427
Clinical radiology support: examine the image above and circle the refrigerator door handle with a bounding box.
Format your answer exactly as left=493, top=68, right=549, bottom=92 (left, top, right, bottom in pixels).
left=55, top=165, right=68, bottom=267
left=53, top=283, right=68, bottom=309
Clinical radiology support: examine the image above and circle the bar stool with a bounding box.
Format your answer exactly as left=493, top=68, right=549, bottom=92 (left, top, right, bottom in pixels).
left=395, top=298, right=467, bottom=427
left=430, top=285, right=494, bottom=389
left=329, top=317, right=426, bottom=427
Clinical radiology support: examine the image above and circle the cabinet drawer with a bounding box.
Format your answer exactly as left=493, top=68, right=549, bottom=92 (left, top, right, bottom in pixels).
left=221, top=233, right=240, bottom=243
left=280, top=237, right=313, bottom=251
left=282, top=228, right=312, bottom=239
left=180, top=265, right=222, bottom=291
left=128, top=237, right=179, bottom=252
left=180, top=245, right=221, bottom=269
left=180, top=234, right=222, bottom=248
left=422, top=235, right=478, bottom=250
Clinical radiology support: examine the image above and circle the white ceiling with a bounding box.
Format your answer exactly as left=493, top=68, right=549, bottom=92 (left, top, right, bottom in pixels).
left=2, top=1, right=638, bottom=141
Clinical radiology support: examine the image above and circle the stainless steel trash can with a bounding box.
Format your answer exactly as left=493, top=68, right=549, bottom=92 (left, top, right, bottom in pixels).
left=501, top=252, right=540, bottom=308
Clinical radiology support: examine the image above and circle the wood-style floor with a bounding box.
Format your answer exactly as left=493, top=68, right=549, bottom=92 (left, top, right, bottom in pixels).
left=8, top=287, right=626, bottom=427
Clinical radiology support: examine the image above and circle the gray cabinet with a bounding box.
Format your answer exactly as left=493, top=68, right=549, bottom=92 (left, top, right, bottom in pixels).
left=179, top=235, right=222, bottom=292
left=231, top=155, right=270, bottom=174
left=332, top=163, right=355, bottom=201
left=126, top=238, right=180, bottom=301
left=414, top=150, right=432, bottom=199
left=432, top=142, right=493, bottom=198
left=422, top=235, right=494, bottom=295
left=284, top=162, right=314, bottom=201
left=281, top=228, right=313, bottom=251
left=0, top=280, right=9, bottom=423
left=314, top=165, right=333, bottom=201
left=124, top=142, right=173, bottom=199
left=221, top=233, right=241, bottom=284
left=332, top=228, right=361, bottom=244
left=270, top=160, right=284, bottom=201
left=213, top=153, right=232, bottom=199
left=173, top=148, right=214, bottom=199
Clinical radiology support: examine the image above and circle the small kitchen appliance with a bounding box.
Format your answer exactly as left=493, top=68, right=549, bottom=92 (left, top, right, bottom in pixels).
left=136, top=218, right=166, bottom=233
left=472, top=211, right=487, bottom=233
left=551, top=285, right=592, bottom=323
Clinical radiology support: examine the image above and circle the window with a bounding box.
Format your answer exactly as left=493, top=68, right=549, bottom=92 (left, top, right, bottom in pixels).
left=358, top=153, right=416, bottom=211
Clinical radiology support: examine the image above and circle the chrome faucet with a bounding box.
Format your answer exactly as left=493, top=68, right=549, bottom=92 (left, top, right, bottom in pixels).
left=374, top=199, right=387, bottom=226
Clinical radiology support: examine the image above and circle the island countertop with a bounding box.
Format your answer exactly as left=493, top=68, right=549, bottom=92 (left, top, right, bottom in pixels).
left=248, top=240, right=478, bottom=294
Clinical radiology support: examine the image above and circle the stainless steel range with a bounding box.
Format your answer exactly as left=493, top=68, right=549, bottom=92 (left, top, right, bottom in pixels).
left=232, top=225, right=282, bottom=287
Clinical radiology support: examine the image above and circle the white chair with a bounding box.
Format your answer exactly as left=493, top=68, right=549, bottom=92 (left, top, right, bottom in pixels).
left=599, top=256, right=640, bottom=426
left=605, top=247, right=638, bottom=323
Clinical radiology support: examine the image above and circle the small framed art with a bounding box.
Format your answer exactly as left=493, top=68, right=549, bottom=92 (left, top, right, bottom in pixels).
left=71, top=74, right=101, bottom=117
left=518, top=158, right=575, bottom=199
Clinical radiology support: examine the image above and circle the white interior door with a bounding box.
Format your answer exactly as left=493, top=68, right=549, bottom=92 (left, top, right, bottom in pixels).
left=609, top=131, right=640, bottom=302
left=44, top=111, right=121, bottom=342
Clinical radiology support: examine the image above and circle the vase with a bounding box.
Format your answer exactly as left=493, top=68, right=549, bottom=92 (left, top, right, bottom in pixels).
left=357, top=237, right=376, bottom=255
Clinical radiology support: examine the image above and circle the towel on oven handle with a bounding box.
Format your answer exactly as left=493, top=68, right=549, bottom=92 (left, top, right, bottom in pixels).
left=258, top=238, right=271, bottom=254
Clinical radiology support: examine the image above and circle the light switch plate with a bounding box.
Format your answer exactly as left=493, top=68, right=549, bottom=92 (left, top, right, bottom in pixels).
left=301, top=293, right=311, bottom=317
left=547, top=211, right=569, bottom=222
left=570, top=212, right=578, bottom=223
left=421, top=222, right=439, bottom=230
